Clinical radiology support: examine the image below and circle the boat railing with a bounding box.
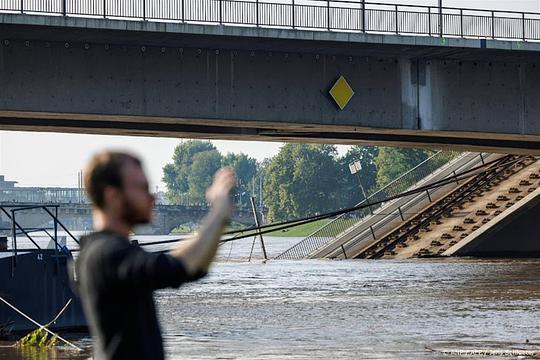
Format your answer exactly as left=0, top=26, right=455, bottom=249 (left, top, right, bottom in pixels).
left=0, top=204, right=80, bottom=273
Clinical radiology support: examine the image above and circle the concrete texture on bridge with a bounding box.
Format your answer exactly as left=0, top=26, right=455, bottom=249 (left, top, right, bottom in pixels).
left=1, top=14, right=540, bottom=152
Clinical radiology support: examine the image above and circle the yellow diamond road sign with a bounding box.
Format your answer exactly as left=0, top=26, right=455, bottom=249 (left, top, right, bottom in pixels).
left=329, top=76, right=354, bottom=110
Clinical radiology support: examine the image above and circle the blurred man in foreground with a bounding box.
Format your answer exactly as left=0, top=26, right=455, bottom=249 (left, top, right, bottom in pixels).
left=75, top=151, right=235, bottom=359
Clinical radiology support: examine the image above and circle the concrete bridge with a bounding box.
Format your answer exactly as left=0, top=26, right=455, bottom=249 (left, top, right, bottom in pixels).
left=1, top=2, right=540, bottom=153
left=0, top=203, right=254, bottom=235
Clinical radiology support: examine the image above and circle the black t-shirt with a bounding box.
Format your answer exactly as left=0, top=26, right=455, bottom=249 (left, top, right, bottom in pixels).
left=75, top=230, right=203, bottom=360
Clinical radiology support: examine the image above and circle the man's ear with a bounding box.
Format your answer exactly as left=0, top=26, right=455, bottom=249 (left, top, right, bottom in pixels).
left=103, top=186, right=120, bottom=209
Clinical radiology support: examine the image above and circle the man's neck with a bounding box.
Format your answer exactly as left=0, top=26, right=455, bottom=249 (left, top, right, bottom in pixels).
left=93, top=210, right=131, bottom=239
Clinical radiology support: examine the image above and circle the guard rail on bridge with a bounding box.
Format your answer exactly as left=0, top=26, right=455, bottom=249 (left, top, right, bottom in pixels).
left=275, top=150, right=460, bottom=260
left=2, top=1, right=540, bottom=42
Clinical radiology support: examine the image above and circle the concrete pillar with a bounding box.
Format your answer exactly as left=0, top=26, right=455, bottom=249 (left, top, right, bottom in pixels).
left=417, top=60, right=437, bottom=131
left=399, top=58, right=418, bottom=130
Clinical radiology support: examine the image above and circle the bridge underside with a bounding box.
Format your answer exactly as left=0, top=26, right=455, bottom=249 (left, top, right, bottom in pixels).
left=3, top=111, right=540, bottom=155
left=2, top=15, right=540, bottom=153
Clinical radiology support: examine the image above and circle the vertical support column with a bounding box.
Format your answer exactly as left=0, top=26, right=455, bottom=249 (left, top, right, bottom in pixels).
left=62, top=0, right=67, bottom=16
left=142, top=0, right=146, bottom=20
left=341, top=245, right=348, bottom=259
left=327, top=0, right=330, bottom=30
left=20, top=0, right=23, bottom=13
left=77, top=171, right=80, bottom=203
left=11, top=211, right=16, bottom=270
left=370, top=226, right=376, bottom=241
left=361, top=0, right=365, bottom=32
left=453, top=171, right=460, bottom=184
left=491, top=11, right=495, bottom=39
left=80, top=170, right=84, bottom=203
left=438, top=0, right=443, bottom=37
left=292, top=0, right=295, bottom=29
left=103, top=0, right=106, bottom=18
left=460, top=9, right=463, bottom=37
left=399, top=59, right=420, bottom=131
left=428, top=7, right=431, bottom=36
left=256, top=0, right=259, bottom=27
left=398, top=207, right=405, bottom=221
left=518, top=61, right=527, bottom=138
left=395, top=5, right=399, bottom=34
left=54, top=206, right=60, bottom=274
left=181, top=0, right=185, bottom=22
left=522, top=13, right=526, bottom=41
left=54, top=207, right=59, bottom=257
left=219, top=0, right=223, bottom=24
left=259, top=176, right=263, bottom=208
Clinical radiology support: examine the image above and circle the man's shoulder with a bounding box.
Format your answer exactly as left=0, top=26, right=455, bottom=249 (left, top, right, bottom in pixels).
left=81, top=231, right=127, bottom=248
left=79, top=231, right=130, bottom=264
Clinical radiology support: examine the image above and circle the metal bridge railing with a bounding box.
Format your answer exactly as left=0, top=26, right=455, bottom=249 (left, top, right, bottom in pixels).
left=274, top=150, right=460, bottom=260
left=335, top=152, right=490, bottom=259
left=2, top=1, right=540, bottom=42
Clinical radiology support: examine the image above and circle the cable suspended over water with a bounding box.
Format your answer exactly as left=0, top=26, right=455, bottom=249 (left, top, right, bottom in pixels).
left=140, top=155, right=526, bottom=249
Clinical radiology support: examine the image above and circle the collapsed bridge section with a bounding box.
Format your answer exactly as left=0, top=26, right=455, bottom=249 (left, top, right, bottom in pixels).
left=277, top=153, right=540, bottom=260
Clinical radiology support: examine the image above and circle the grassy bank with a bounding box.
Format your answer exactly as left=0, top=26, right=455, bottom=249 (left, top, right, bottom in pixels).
left=225, top=219, right=335, bottom=238
left=265, top=219, right=333, bottom=237
left=172, top=218, right=359, bottom=238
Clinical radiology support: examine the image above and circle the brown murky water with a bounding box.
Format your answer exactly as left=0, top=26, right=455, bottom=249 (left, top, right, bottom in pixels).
left=1, top=237, right=539, bottom=359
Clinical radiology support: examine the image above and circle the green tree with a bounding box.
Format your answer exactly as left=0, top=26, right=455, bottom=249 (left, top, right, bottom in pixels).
left=264, top=144, right=340, bottom=221
left=163, top=140, right=260, bottom=205
left=187, top=150, right=223, bottom=203
left=162, top=140, right=218, bottom=203
left=263, top=146, right=295, bottom=221
left=222, top=153, right=258, bottom=207
left=374, top=147, right=434, bottom=190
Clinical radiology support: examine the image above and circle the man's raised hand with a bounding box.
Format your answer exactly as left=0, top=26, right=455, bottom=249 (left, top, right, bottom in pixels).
left=206, top=167, right=237, bottom=205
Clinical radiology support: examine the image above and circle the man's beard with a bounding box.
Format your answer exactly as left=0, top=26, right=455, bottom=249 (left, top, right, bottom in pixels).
left=120, top=194, right=151, bottom=226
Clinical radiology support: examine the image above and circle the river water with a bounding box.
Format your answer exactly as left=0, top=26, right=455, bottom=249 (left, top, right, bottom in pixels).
left=1, top=235, right=540, bottom=359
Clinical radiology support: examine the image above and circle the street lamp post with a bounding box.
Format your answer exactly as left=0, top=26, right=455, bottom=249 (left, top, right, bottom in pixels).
left=349, top=160, right=372, bottom=214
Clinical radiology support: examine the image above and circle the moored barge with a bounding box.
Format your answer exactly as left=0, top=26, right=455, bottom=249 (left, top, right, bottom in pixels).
left=0, top=204, right=86, bottom=334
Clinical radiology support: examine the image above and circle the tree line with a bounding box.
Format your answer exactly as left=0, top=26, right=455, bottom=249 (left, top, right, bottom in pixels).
left=162, top=140, right=452, bottom=222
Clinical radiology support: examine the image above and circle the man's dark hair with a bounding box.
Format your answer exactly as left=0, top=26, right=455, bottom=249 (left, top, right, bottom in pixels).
left=84, top=151, right=142, bottom=209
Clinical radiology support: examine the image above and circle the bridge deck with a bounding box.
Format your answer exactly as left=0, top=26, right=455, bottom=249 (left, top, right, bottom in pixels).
left=2, top=5, right=540, bottom=152
left=362, top=156, right=540, bottom=259
left=3, top=0, right=540, bottom=47
left=2, top=12, right=540, bottom=60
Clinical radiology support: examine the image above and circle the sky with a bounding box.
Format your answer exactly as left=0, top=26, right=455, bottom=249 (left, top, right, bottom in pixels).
left=0, top=131, right=289, bottom=189
left=0, top=0, right=537, bottom=189
left=0, top=131, right=353, bottom=189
